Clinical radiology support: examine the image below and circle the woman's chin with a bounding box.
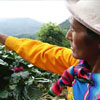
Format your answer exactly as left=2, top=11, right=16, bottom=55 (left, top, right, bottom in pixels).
left=71, top=52, right=81, bottom=59
left=71, top=48, right=80, bottom=59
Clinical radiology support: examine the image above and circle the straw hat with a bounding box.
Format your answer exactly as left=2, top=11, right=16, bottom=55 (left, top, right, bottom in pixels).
left=66, top=0, right=100, bottom=35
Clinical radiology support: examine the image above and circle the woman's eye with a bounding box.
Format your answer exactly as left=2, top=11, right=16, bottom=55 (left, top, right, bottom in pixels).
left=70, top=28, right=74, bottom=32
left=71, top=28, right=74, bottom=32
left=69, top=25, right=75, bottom=32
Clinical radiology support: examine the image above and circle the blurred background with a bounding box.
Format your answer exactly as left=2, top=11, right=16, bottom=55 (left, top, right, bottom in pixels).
left=0, top=0, right=71, bottom=100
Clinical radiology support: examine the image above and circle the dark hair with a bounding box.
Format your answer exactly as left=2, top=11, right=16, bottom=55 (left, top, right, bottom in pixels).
left=79, top=22, right=100, bottom=39
left=85, top=27, right=99, bottom=39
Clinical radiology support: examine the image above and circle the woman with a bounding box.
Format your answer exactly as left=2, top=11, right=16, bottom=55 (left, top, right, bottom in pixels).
left=49, top=0, right=100, bottom=99
left=0, top=0, right=100, bottom=99
left=49, top=17, right=100, bottom=100
left=66, top=0, right=100, bottom=73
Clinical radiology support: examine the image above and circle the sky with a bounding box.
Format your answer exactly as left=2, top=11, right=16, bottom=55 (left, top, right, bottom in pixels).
left=0, top=0, right=71, bottom=24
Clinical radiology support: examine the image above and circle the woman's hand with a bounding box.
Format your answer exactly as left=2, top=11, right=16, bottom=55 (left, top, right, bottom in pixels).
left=0, top=33, right=8, bottom=44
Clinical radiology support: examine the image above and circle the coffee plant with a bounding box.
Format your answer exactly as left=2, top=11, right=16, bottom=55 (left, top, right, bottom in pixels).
left=0, top=44, right=59, bottom=100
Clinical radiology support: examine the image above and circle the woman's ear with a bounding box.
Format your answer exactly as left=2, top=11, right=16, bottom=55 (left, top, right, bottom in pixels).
left=99, top=43, right=100, bottom=49
left=99, top=38, right=100, bottom=50
left=98, top=37, right=100, bottom=49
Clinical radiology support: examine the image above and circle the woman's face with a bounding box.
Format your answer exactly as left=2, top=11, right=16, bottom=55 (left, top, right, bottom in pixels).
left=66, top=17, right=99, bottom=60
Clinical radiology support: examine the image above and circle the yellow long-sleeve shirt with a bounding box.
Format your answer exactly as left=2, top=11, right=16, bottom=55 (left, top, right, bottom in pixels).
left=5, top=36, right=79, bottom=99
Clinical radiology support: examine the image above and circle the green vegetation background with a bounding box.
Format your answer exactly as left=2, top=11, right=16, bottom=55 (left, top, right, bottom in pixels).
left=0, top=20, right=70, bottom=100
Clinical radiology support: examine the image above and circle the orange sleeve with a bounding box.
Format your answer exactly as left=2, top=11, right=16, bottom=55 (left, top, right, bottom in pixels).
left=5, top=36, right=79, bottom=75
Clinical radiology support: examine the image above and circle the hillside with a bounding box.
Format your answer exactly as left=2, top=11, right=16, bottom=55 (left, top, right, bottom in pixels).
left=0, top=18, right=70, bottom=39
left=15, top=18, right=70, bottom=39
left=0, top=18, right=43, bottom=36
left=15, top=33, right=37, bottom=40
left=59, top=18, right=70, bottom=31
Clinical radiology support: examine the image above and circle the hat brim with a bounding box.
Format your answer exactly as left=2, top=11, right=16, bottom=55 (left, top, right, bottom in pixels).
left=67, top=0, right=100, bottom=35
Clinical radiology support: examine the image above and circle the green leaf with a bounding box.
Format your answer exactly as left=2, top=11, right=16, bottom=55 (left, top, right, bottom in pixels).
left=9, top=85, right=17, bottom=90
left=25, top=76, right=34, bottom=85
left=28, top=64, right=34, bottom=68
left=23, top=85, right=42, bottom=100
left=0, top=90, right=9, bottom=99
left=10, top=71, right=30, bottom=84
left=11, top=73, right=21, bottom=84
left=0, top=59, right=7, bottom=65
left=12, top=86, right=23, bottom=100
left=19, top=71, right=30, bottom=79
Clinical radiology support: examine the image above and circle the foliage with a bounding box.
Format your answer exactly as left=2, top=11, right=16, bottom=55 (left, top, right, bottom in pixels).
left=59, top=18, right=70, bottom=30
left=36, top=22, right=70, bottom=99
left=15, top=33, right=37, bottom=40
left=37, top=22, right=70, bottom=47
left=0, top=21, right=71, bottom=100
left=0, top=45, right=59, bottom=100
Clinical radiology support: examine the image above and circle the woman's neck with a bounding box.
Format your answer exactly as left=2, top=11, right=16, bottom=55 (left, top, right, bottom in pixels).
left=87, top=55, right=100, bottom=73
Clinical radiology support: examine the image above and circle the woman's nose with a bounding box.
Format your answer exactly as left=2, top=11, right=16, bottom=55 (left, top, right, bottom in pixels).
left=66, top=29, right=72, bottom=41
